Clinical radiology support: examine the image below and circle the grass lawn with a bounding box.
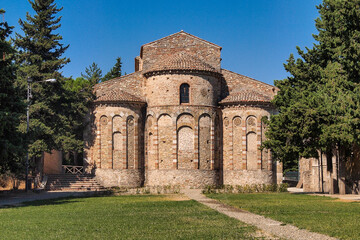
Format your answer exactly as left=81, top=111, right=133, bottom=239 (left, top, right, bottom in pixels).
left=207, top=192, right=360, bottom=240
left=0, top=195, right=260, bottom=240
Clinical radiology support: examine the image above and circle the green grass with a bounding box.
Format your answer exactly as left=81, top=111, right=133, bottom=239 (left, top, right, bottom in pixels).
left=207, top=192, right=360, bottom=240
left=0, top=195, right=260, bottom=240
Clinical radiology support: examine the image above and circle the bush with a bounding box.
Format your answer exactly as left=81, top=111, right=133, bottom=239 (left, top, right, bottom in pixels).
left=203, top=183, right=289, bottom=194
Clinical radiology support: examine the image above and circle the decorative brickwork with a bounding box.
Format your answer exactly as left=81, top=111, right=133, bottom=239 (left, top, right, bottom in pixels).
left=84, top=31, right=281, bottom=188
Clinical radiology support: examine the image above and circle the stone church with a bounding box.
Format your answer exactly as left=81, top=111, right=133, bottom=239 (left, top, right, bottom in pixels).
left=84, top=31, right=282, bottom=188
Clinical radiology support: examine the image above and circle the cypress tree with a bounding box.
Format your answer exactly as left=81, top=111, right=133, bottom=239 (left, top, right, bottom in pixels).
left=103, top=57, right=122, bottom=81
left=81, top=62, right=102, bottom=86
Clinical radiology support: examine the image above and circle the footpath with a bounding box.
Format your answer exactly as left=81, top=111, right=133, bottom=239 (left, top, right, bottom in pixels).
left=183, top=189, right=338, bottom=240
left=1, top=188, right=355, bottom=239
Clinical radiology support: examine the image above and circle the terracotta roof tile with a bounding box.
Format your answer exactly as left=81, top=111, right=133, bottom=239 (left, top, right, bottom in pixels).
left=141, top=31, right=221, bottom=49
left=95, top=88, right=145, bottom=103
left=144, top=51, right=219, bottom=74
left=220, top=88, right=273, bottom=104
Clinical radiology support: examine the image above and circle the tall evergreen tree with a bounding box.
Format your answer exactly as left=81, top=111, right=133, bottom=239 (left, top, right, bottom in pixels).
left=103, top=57, right=122, bottom=81
left=0, top=9, right=25, bottom=174
left=263, top=0, right=360, bottom=192
left=81, top=62, right=102, bottom=86
left=14, top=0, right=70, bottom=158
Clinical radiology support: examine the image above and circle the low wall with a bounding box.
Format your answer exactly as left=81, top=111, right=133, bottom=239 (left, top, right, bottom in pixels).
left=145, top=169, right=220, bottom=188
left=223, top=170, right=274, bottom=185
left=94, top=169, right=143, bottom=188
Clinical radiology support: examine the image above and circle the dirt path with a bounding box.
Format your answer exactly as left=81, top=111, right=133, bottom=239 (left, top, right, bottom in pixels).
left=183, top=189, right=338, bottom=240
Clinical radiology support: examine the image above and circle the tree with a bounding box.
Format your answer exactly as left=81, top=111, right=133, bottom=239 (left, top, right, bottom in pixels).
left=0, top=9, right=25, bottom=174
left=14, top=0, right=70, bottom=159
left=103, top=57, right=122, bottom=81
left=62, top=76, right=94, bottom=165
left=263, top=0, right=360, bottom=193
left=81, top=62, right=102, bottom=86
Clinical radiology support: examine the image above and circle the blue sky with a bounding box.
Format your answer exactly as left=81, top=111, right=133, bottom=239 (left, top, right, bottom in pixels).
left=3, top=0, right=321, bottom=86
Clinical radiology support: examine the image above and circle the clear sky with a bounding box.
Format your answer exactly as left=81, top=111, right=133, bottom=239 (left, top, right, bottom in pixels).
left=3, top=0, right=321, bottom=86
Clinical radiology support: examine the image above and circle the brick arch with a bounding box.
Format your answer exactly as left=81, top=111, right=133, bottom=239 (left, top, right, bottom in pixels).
left=246, top=115, right=257, bottom=133
left=177, top=126, right=194, bottom=169
left=180, top=83, right=190, bottom=104
left=157, top=113, right=173, bottom=121
left=177, top=113, right=195, bottom=129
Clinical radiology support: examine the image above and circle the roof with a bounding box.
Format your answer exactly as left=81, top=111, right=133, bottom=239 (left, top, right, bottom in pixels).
left=220, top=88, right=273, bottom=104
left=144, top=51, right=219, bottom=74
left=141, top=30, right=222, bottom=50
left=94, top=88, right=145, bottom=103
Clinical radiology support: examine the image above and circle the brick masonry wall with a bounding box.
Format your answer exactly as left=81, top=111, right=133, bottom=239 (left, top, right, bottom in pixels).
left=145, top=105, right=220, bottom=173
left=222, top=105, right=278, bottom=185
left=84, top=103, right=145, bottom=183
left=140, top=32, right=221, bottom=72
left=145, top=73, right=221, bottom=107
left=86, top=32, right=282, bottom=188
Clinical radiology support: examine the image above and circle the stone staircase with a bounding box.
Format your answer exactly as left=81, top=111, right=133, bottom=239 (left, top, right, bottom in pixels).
left=45, top=174, right=105, bottom=191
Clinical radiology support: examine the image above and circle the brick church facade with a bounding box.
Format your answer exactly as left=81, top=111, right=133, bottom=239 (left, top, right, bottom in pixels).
left=84, top=31, right=282, bottom=188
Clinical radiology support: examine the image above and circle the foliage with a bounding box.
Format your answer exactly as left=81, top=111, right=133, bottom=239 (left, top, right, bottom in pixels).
left=263, top=0, right=360, bottom=172
left=81, top=62, right=102, bottom=86
left=103, top=57, right=122, bottom=81
left=61, top=76, right=94, bottom=155
left=0, top=195, right=258, bottom=239
left=13, top=0, right=92, bottom=163
left=14, top=0, right=70, bottom=159
left=202, top=183, right=288, bottom=194
left=0, top=10, right=25, bottom=174
left=208, top=193, right=360, bottom=240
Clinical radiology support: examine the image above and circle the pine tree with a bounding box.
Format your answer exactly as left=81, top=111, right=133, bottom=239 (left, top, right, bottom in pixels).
left=0, top=9, right=25, bottom=173
left=103, top=57, right=122, bottom=81
left=81, top=62, right=102, bottom=86
left=263, top=0, right=360, bottom=193
left=14, top=0, right=70, bottom=158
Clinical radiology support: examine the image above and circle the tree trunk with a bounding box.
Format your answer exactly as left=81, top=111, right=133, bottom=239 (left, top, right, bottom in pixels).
left=338, top=145, right=346, bottom=195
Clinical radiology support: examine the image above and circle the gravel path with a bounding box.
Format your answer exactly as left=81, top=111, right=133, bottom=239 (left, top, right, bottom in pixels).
left=183, top=189, right=338, bottom=240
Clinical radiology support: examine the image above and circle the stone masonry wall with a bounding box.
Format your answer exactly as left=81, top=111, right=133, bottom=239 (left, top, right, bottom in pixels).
left=85, top=103, right=145, bottom=178
left=95, top=169, right=143, bottom=188
left=144, top=73, right=221, bottom=107
left=222, top=105, right=277, bottom=185
left=224, top=170, right=273, bottom=185
left=145, top=169, right=220, bottom=188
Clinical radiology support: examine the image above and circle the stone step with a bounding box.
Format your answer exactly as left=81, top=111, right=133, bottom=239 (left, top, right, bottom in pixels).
left=45, top=174, right=105, bottom=192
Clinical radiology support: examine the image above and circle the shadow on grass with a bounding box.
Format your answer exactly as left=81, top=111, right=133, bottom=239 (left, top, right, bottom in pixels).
left=0, top=190, right=111, bottom=209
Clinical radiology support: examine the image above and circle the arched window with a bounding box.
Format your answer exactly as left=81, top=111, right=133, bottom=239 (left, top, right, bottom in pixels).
left=180, top=83, right=190, bottom=104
